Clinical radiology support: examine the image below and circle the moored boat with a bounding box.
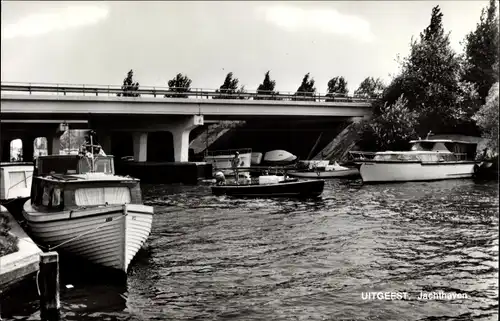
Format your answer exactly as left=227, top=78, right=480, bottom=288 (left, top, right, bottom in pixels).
left=288, top=160, right=359, bottom=178
left=22, top=141, right=153, bottom=273
left=351, top=139, right=479, bottom=183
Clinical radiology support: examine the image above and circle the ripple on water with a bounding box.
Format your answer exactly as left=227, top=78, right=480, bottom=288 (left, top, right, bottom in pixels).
left=1, top=180, right=498, bottom=321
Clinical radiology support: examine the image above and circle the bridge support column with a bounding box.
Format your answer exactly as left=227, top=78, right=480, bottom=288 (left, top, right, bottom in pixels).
left=133, top=132, right=148, bottom=162
left=1, top=137, right=11, bottom=162
left=170, top=116, right=203, bottom=162
left=21, top=136, right=35, bottom=162
left=47, top=136, right=61, bottom=155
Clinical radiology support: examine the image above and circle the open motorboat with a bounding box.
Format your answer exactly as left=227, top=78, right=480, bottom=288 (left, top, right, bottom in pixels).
left=288, top=160, right=359, bottom=179
left=350, top=139, right=479, bottom=183
left=22, top=140, right=153, bottom=273
left=211, top=174, right=324, bottom=198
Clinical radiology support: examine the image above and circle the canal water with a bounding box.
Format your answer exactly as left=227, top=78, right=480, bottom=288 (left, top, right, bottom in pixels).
left=1, top=179, right=498, bottom=321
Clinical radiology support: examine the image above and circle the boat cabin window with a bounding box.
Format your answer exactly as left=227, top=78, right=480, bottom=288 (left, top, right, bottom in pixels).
left=374, top=154, right=400, bottom=161
left=78, top=157, right=114, bottom=174
left=75, top=187, right=131, bottom=206
left=42, top=186, right=51, bottom=206
left=52, top=188, right=61, bottom=206
left=40, top=185, right=63, bottom=209
left=411, top=142, right=435, bottom=151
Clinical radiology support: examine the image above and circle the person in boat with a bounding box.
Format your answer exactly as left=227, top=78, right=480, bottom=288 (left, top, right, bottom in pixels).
left=232, top=151, right=241, bottom=185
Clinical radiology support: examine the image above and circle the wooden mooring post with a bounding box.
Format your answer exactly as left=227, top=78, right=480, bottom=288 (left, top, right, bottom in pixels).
left=39, top=252, right=60, bottom=321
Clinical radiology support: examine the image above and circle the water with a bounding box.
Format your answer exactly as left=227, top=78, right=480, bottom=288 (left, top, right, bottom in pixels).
left=1, top=179, right=498, bottom=321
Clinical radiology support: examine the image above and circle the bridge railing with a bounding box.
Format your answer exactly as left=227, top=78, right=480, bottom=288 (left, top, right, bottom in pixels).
left=0, top=82, right=376, bottom=103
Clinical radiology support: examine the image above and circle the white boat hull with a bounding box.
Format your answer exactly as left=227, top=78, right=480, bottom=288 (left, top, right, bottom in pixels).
left=288, top=169, right=359, bottom=178
left=359, top=161, right=476, bottom=183
left=22, top=202, right=153, bottom=273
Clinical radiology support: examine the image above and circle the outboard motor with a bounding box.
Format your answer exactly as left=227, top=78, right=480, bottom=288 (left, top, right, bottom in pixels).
left=215, top=171, right=226, bottom=185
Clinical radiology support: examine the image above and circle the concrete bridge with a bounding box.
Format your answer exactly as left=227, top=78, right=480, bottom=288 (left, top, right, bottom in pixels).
left=1, top=82, right=374, bottom=163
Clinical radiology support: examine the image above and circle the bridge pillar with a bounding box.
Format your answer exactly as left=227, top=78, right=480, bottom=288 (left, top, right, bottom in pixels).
left=21, top=136, right=35, bottom=162
left=47, top=136, right=61, bottom=155
left=170, top=115, right=203, bottom=162
left=133, top=132, right=148, bottom=162
left=1, top=137, right=11, bottom=162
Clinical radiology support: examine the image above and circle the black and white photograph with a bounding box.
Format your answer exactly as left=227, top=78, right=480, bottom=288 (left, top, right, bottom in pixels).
left=0, top=1, right=498, bottom=320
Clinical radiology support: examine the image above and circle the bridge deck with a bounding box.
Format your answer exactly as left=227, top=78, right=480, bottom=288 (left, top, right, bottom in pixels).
left=1, top=82, right=375, bottom=103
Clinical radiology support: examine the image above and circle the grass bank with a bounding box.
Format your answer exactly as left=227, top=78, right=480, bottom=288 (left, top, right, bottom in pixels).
left=0, top=211, right=19, bottom=257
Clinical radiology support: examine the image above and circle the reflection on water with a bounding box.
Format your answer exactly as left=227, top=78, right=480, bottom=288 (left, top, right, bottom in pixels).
left=1, top=179, right=498, bottom=321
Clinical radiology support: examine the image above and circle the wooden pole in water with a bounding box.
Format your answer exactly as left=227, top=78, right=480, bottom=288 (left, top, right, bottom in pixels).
left=39, top=252, right=60, bottom=321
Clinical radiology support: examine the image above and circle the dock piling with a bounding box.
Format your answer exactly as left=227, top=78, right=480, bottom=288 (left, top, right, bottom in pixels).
left=39, top=252, right=60, bottom=321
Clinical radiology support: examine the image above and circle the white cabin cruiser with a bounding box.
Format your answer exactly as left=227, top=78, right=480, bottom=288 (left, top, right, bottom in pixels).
left=351, top=139, right=479, bottom=183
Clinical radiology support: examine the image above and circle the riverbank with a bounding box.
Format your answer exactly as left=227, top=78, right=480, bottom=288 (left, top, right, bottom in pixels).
left=0, top=205, right=42, bottom=291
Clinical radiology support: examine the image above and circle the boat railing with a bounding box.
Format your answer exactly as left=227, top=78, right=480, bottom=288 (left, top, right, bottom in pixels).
left=348, top=151, right=471, bottom=162
left=204, top=148, right=253, bottom=157
left=347, top=151, right=377, bottom=161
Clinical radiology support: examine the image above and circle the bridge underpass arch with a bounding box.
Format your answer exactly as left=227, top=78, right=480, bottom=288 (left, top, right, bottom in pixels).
left=147, top=131, right=174, bottom=162
left=110, top=132, right=133, bottom=160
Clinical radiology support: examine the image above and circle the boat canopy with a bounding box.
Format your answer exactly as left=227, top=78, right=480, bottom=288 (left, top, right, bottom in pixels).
left=409, top=140, right=477, bottom=160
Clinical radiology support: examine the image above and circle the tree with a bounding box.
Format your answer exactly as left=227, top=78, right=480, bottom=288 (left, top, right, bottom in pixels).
left=214, top=72, right=240, bottom=99
left=380, top=5, right=478, bottom=136
left=117, top=69, right=140, bottom=97
left=326, top=76, right=349, bottom=100
left=295, top=73, right=316, bottom=101
left=463, top=0, right=499, bottom=104
left=256, top=71, right=279, bottom=100
left=165, top=73, right=192, bottom=98
left=472, top=82, right=499, bottom=153
left=354, top=77, right=385, bottom=98
left=359, top=95, right=419, bottom=151
left=60, top=130, right=86, bottom=150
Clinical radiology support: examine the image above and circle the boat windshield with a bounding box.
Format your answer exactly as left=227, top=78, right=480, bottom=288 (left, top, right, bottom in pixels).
left=78, top=156, right=114, bottom=174
left=75, top=187, right=131, bottom=206
left=374, top=152, right=457, bottom=162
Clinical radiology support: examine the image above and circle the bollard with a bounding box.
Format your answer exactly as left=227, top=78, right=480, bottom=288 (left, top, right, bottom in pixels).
left=39, top=252, right=60, bottom=321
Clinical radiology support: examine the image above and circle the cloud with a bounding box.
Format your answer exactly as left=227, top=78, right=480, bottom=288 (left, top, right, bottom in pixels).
left=256, top=4, right=375, bottom=42
left=2, top=5, right=109, bottom=40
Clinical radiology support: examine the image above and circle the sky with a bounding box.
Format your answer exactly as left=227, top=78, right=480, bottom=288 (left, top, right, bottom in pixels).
left=1, top=1, right=492, bottom=95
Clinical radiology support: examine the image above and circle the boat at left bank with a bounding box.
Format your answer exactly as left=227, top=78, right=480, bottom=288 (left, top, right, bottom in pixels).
left=21, top=141, right=154, bottom=273
left=0, top=162, right=34, bottom=204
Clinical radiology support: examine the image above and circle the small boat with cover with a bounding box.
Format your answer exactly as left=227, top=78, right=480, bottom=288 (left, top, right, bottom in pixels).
left=22, top=134, right=154, bottom=273
left=288, top=160, right=359, bottom=178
